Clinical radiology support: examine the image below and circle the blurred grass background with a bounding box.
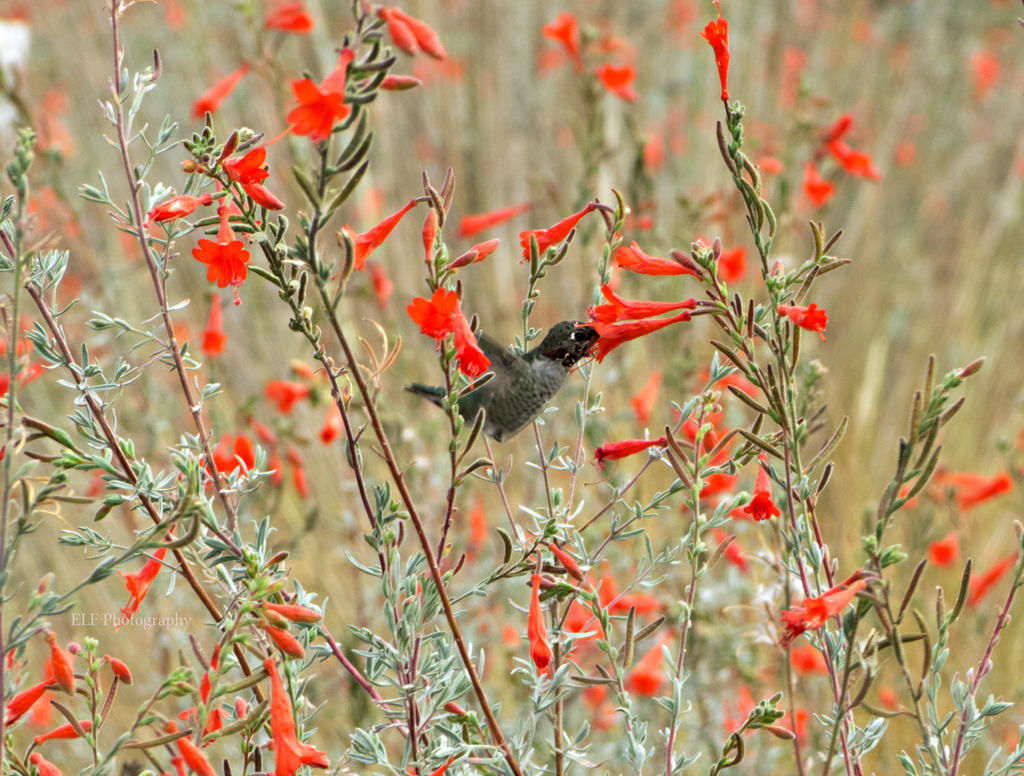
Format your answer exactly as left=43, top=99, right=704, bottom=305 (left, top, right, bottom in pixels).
left=4, top=0, right=1024, bottom=772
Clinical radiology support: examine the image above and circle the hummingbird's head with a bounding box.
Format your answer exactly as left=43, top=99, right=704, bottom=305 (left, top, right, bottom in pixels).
left=539, top=321, right=599, bottom=368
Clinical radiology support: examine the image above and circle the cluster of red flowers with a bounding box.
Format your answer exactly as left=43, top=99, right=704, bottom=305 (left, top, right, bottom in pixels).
left=406, top=288, right=490, bottom=378
left=541, top=12, right=639, bottom=103
left=803, top=113, right=881, bottom=207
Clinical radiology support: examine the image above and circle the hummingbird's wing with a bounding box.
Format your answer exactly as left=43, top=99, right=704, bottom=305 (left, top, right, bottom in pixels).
left=476, top=332, right=528, bottom=392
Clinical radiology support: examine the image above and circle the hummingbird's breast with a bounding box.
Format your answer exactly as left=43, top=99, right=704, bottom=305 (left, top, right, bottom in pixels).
left=483, top=358, right=569, bottom=441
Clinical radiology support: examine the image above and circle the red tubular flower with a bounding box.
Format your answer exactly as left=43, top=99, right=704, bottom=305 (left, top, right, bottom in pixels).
left=592, top=312, right=693, bottom=362
left=263, top=624, right=305, bottom=659
left=614, top=241, right=698, bottom=276
left=822, top=113, right=853, bottom=145
left=342, top=198, right=418, bottom=270
left=547, top=543, right=583, bottom=581
left=594, top=436, right=667, bottom=468
left=427, top=756, right=457, bottom=776
left=166, top=721, right=216, bottom=776
left=630, top=370, right=661, bottom=425
left=370, top=263, right=393, bottom=309
left=449, top=238, right=500, bottom=269
left=378, top=7, right=418, bottom=55
left=118, top=547, right=167, bottom=618
left=519, top=202, right=596, bottom=261
left=222, top=147, right=270, bottom=185
left=264, top=2, right=314, bottom=33
left=147, top=192, right=214, bottom=225
left=264, top=657, right=330, bottom=775
left=44, top=633, right=74, bottom=694
left=286, top=49, right=355, bottom=141
left=625, top=635, right=671, bottom=695
left=778, top=303, right=828, bottom=341
left=595, top=63, right=638, bottom=103
left=407, top=288, right=458, bottom=339
left=527, top=574, right=553, bottom=672
left=802, top=162, right=835, bottom=207
left=390, top=8, right=448, bottom=60
left=320, top=403, right=343, bottom=444
left=264, top=601, right=322, bottom=623
left=718, top=246, right=746, bottom=282
left=103, top=655, right=133, bottom=684
left=212, top=434, right=256, bottom=475
left=28, top=753, right=63, bottom=776
left=928, top=533, right=959, bottom=567
left=266, top=380, right=311, bottom=413
left=937, top=471, right=1014, bottom=511
left=33, top=719, right=92, bottom=746
left=422, top=208, right=437, bottom=264
left=742, top=458, right=780, bottom=521
left=242, top=182, right=285, bottom=210
left=968, top=555, right=1017, bottom=607
left=790, top=643, right=828, bottom=675
left=5, top=680, right=49, bottom=725
left=201, top=295, right=226, bottom=357
left=971, top=50, right=1000, bottom=100
left=589, top=284, right=696, bottom=324
left=700, top=0, right=730, bottom=100
left=192, top=64, right=250, bottom=117
left=192, top=206, right=250, bottom=294
left=827, top=140, right=881, bottom=181
left=542, top=12, right=582, bottom=72
left=780, top=577, right=866, bottom=646
left=458, top=202, right=530, bottom=238
left=451, top=303, right=491, bottom=378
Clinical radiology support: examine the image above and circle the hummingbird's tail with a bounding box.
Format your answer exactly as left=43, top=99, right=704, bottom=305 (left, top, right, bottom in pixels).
left=405, top=383, right=446, bottom=407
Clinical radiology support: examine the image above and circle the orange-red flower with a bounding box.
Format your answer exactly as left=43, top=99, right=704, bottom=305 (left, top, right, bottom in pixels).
left=592, top=312, right=693, bottom=362
left=119, top=547, right=167, bottom=619
left=370, top=263, right=393, bottom=309
left=222, top=146, right=270, bottom=185
left=166, top=721, right=216, bottom=776
left=264, top=657, right=329, bottom=775
left=380, top=74, right=422, bottom=90
left=451, top=303, right=491, bottom=378
left=5, top=680, right=49, bottom=725
left=450, top=239, right=500, bottom=269
left=193, top=64, right=250, bottom=117
left=286, top=49, right=355, bottom=141
left=519, top=202, right=596, bottom=261
left=378, top=7, right=447, bottom=59
left=263, top=624, right=305, bottom=659
left=928, top=533, right=959, bottom=567
left=192, top=206, right=250, bottom=295
left=778, top=303, right=828, bottom=341
left=201, top=295, right=226, bottom=357
left=320, top=403, right=343, bottom=444
left=934, top=471, right=1013, bottom=511
left=789, top=643, right=827, bottom=675
left=547, top=542, right=583, bottom=581
left=104, top=654, right=133, bottom=684
left=28, top=753, right=63, bottom=776
left=802, top=162, right=835, bottom=207
left=342, top=198, right=418, bottom=270
left=542, top=12, right=582, bottom=72
left=458, top=202, right=531, bottom=238
left=264, top=601, right=322, bottom=623
left=407, top=288, right=458, bottom=339
left=33, top=719, right=92, bottom=746
left=266, top=380, right=310, bottom=413
left=527, top=573, right=553, bottom=672
left=718, top=246, right=746, bottom=282
left=827, top=140, right=881, bottom=181
left=147, top=192, right=214, bottom=225
left=594, top=436, right=667, bottom=468
left=742, top=458, right=780, bottom=521
left=212, top=434, right=256, bottom=475
left=971, top=50, right=1000, bottom=100
left=700, top=0, right=730, bottom=100
left=422, top=208, right=437, bottom=264
left=630, top=371, right=662, bottom=425
left=264, top=2, right=314, bottom=33
left=780, top=576, right=866, bottom=646
left=44, top=633, right=74, bottom=694
left=614, top=241, right=698, bottom=276
left=625, top=635, right=671, bottom=695
left=595, top=63, right=638, bottom=103
left=968, top=554, right=1016, bottom=607
left=712, top=527, right=747, bottom=572
left=588, top=284, right=696, bottom=324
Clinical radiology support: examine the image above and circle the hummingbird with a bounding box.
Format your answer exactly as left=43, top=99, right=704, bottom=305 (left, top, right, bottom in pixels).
left=407, top=321, right=599, bottom=441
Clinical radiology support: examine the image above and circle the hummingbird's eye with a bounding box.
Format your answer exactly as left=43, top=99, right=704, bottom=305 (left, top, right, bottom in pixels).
left=571, top=331, right=585, bottom=341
